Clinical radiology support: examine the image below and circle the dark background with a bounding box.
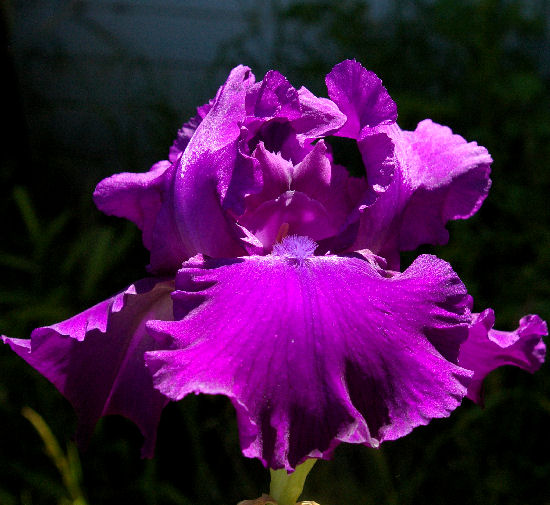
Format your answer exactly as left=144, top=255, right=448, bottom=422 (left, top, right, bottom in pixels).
left=1, top=1, right=550, bottom=504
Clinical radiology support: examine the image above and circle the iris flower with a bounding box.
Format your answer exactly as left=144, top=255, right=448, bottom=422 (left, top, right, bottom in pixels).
left=3, top=60, right=546, bottom=472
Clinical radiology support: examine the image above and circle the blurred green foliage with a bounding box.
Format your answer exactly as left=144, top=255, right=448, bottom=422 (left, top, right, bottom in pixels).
left=1, top=0, right=550, bottom=504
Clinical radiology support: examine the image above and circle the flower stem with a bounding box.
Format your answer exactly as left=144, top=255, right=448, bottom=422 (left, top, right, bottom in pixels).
left=269, top=459, right=317, bottom=505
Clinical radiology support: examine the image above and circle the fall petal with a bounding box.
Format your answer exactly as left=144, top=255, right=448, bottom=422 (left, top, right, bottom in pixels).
left=2, top=278, right=175, bottom=457
left=146, top=239, right=472, bottom=470
left=459, top=310, right=547, bottom=403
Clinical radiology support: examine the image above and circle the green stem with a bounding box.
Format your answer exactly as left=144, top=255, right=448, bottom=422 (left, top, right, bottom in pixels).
left=22, top=407, right=88, bottom=505
left=269, top=459, right=316, bottom=505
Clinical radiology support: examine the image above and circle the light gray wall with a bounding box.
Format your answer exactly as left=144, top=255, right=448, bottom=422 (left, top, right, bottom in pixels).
left=10, top=0, right=273, bottom=175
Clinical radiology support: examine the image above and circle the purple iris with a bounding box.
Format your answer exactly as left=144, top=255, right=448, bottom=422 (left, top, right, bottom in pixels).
left=3, top=60, right=546, bottom=471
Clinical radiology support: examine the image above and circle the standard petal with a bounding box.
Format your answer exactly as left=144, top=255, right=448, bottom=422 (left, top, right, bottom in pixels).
left=96, top=66, right=256, bottom=273
left=168, top=100, right=213, bottom=163
left=167, top=65, right=256, bottom=265
left=128, top=65, right=256, bottom=272
left=356, top=131, right=396, bottom=199
left=2, top=278, right=175, bottom=457
left=146, top=238, right=472, bottom=470
left=238, top=191, right=339, bottom=250
left=459, top=310, right=547, bottom=403
left=292, top=86, right=346, bottom=139
left=245, top=70, right=301, bottom=120
left=353, top=120, right=492, bottom=267
left=395, top=120, right=493, bottom=250
left=326, top=60, right=397, bottom=139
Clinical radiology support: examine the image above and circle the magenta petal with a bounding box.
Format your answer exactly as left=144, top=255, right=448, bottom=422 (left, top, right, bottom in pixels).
left=155, top=65, right=256, bottom=269
left=393, top=120, right=493, bottom=250
left=245, top=70, right=301, bottom=120
left=246, top=143, right=294, bottom=208
left=242, top=142, right=358, bottom=252
left=357, top=132, right=396, bottom=198
left=292, top=86, right=346, bottom=138
left=292, top=141, right=332, bottom=193
left=239, top=191, right=339, bottom=250
left=93, top=160, right=172, bottom=252
left=168, top=100, right=213, bottom=163
left=353, top=120, right=492, bottom=266
left=459, top=310, right=547, bottom=403
left=326, top=59, right=397, bottom=139
left=146, top=242, right=472, bottom=470
left=2, top=278, right=174, bottom=457
left=95, top=66, right=256, bottom=272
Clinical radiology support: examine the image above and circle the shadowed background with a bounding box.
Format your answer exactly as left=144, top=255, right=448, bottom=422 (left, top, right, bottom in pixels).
left=1, top=1, right=550, bottom=504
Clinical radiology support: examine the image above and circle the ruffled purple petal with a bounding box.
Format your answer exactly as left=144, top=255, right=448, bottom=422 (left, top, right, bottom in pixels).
left=326, top=60, right=397, bottom=139
left=146, top=66, right=257, bottom=271
left=353, top=120, right=492, bottom=267
left=292, top=86, right=346, bottom=139
left=395, top=120, right=493, bottom=250
left=93, top=160, right=172, bottom=252
left=169, top=100, right=214, bottom=163
left=2, top=278, right=175, bottom=457
left=245, top=70, right=301, bottom=120
left=95, top=66, right=256, bottom=272
left=459, top=310, right=547, bottom=403
left=146, top=237, right=472, bottom=470
left=94, top=65, right=352, bottom=268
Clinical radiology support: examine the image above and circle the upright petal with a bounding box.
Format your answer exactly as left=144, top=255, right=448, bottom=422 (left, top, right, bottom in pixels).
left=245, top=70, right=301, bottom=120
left=168, top=100, right=214, bottom=163
left=326, top=60, right=397, bottom=139
left=459, top=310, right=547, bottom=403
left=292, top=86, right=346, bottom=139
left=146, top=237, right=472, bottom=470
left=95, top=66, right=256, bottom=273
left=395, top=120, right=492, bottom=250
left=167, top=65, right=256, bottom=265
left=353, top=120, right=492, bottom=267
left=2, top=278, right=175, bottom=457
